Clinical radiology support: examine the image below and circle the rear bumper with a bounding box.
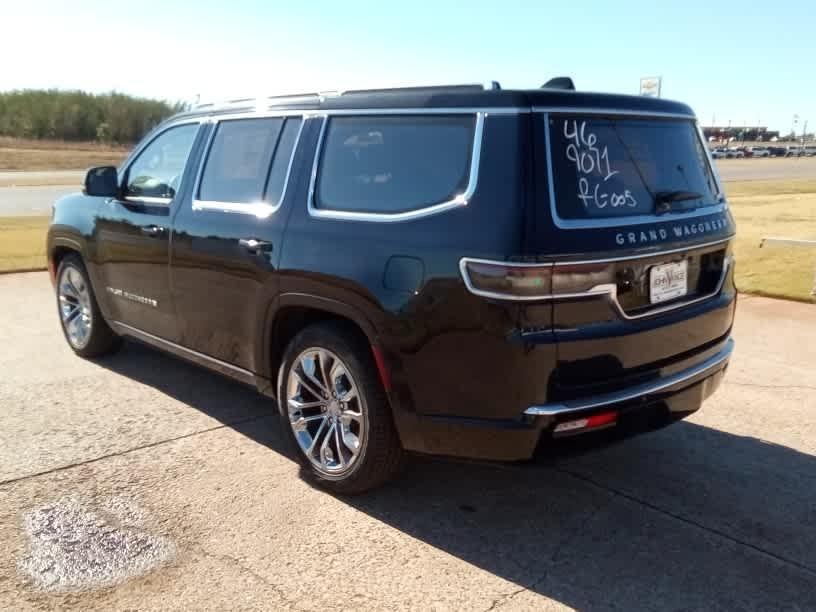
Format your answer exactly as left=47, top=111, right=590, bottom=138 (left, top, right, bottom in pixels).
left=525, top=338, right=733, bottom=417
left=396, top=337, right=733, bottom=461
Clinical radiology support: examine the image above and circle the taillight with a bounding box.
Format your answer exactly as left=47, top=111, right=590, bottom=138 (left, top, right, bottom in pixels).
left=460, top=258, right=617, bottom=300
left=459, top=259, right=553, bottom=300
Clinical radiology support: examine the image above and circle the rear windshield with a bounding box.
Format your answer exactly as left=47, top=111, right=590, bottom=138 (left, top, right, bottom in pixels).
left=547, top=115, right=719, bottom=221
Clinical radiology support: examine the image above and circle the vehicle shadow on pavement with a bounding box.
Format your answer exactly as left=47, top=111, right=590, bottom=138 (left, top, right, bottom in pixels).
left=99, top=340, right=816, bottom=610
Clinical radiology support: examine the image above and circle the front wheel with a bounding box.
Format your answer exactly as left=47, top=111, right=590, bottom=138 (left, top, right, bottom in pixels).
left=56, top=254, right=121, bottom=358
left=278, top=322, right=403, bottom=494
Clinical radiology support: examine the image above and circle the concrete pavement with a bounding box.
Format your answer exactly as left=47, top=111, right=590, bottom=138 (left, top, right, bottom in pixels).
left=1, top=272, right=815, bottom=610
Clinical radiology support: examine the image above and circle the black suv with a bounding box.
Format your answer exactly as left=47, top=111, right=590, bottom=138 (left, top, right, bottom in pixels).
left=47, top=82, right=735, bottom=493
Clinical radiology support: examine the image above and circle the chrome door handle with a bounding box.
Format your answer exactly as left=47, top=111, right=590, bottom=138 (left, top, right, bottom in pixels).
left=140, top=225, right=165, bottom=237
left=238, top=238, right=273, bottom=254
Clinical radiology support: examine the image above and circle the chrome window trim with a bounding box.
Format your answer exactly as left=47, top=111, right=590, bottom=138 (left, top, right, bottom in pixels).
left=540, top=111, right=728, bottom=230
left=307, top=112, right=484, bottom=223
left=191, top=116, right=304, bottom=218
left=460, top=248, right=732, bottom=317
left=524, top=337, right=734, bottom=417
left=124, top=195, right=173, bottom=205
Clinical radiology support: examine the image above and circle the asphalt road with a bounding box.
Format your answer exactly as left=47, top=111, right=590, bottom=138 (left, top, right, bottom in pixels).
left=1, top=271, right=815, bottom=610
left=0, top=158, right=814, bottom=217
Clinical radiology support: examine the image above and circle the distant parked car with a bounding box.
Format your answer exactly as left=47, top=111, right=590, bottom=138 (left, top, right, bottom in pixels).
left=786, top=147, right=806, bottom=157
left=710, top=148, right=726, bottom=159
left=767, top=146, right=787, bottom=157
left=725, top=149, right=744, bottom=159
left=748, top=147, right=770, bottom=158
left=805, top=145, right=816, bottom=157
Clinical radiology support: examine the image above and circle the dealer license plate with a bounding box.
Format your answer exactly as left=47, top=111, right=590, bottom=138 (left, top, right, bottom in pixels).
left=649, top=260, right=688, bottom=304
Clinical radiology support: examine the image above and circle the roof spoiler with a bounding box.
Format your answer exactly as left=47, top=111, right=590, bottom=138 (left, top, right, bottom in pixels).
left=541, top=77, right=576, bottom=91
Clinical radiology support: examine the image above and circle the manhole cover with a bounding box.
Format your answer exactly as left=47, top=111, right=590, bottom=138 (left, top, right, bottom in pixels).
left=18, top=496, right=175, bottom=592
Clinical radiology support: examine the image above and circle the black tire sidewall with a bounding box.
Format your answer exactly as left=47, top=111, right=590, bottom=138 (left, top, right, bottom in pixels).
left=56, top=255, right=119, bottom=357
left=277, top=322, right=401, bottom=493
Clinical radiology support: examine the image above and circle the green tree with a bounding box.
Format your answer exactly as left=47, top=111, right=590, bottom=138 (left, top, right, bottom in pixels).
left=0, top=89, right=182, bottom=144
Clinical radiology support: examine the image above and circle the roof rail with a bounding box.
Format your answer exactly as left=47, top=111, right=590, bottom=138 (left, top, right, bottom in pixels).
left=195, top=91, right=334, bottom=110
left=341, top=83, right=493, bottom=96
left=193, top=81, right=502, bottom=111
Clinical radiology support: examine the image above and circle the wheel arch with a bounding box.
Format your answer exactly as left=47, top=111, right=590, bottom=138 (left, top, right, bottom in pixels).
left=47, top=236, right=84, bottom=285
left=260, top=293, right=387, bottom=413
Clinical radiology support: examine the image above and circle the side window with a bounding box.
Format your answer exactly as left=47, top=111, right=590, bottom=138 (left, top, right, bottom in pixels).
left=197, top=118, right=285, bottom=203
left=315, top=115, right=475, bottom=215
left=125, top=124, right=199, bottom=202
left=265, top=117, right=302, bottom=207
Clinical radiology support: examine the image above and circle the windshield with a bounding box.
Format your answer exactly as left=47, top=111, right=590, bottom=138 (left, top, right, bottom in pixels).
left=547, top=115, right=720, bottom=220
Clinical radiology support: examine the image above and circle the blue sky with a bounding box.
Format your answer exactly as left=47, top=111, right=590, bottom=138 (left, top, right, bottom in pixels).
left=2, top=0, right=813, bottom=133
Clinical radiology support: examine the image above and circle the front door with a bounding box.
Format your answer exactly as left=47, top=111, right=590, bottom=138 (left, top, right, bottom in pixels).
left=95, top=122, right=201, bottom=341
left=170, top=115, right=304, bottom=372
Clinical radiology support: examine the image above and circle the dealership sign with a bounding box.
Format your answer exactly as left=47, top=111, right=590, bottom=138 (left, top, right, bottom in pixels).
left=639, top=76, right=662, bottom=98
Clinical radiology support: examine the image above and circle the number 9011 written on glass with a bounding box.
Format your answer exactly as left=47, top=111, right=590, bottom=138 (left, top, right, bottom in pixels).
left=563, top=120, right=638, bottom=210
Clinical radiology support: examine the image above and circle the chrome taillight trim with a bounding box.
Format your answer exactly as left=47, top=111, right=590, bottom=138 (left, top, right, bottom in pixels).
left=460, top=250, right=732, bottom=319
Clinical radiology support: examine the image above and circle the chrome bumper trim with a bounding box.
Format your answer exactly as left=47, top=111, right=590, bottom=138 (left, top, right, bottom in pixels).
left=524, top=338, right=734, bottom=417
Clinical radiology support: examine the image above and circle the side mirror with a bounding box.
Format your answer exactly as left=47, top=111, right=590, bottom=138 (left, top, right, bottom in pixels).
left=84, top=166, right=119, bottom=197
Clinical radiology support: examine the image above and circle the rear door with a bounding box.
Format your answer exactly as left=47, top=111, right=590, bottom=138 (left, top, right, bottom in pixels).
left=170, top=115, right=304, bottom=372
left=531, top=111, right=736, bottom=397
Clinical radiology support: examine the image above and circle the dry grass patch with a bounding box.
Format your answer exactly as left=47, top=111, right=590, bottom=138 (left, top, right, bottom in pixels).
left=0, top=216, right=49, bottom=272
left=725, top=180, right=816, bottom=302
left=0, top=137, right=129, bottom=171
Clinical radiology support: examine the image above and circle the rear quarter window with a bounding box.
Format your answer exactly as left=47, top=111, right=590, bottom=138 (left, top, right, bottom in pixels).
left=314, top=115, right=475, bottom=215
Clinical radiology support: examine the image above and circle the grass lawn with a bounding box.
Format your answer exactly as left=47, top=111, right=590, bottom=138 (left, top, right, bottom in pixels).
left=726, top=181, right=816, bottom=301
left=1, top=180, right=814, bottom=300
left=0, top=216, right=50, bottom=273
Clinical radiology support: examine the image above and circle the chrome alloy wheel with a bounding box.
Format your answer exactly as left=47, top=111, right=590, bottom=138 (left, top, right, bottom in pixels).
left=286, top=348, right=367, bottom=476
left=58, top=265, right=93, bottom=349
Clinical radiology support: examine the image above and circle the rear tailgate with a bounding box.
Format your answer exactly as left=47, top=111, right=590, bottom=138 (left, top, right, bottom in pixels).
left=530, top=109, right=736, bottom=397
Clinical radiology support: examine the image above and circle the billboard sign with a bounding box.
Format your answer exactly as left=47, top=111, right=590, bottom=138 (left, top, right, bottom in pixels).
left=640, top=76, right=662, bottom=98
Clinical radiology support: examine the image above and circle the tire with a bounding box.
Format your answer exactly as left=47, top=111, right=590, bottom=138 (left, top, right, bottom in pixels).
left=56, top=254, right=121, bottom=358
left=277, top=321, right=403, bottom=494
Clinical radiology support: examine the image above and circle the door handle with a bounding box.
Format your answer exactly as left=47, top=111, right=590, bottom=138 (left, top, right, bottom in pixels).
left=238, top=238, right=273, bottom=254
left=140, top=225, right=165, bottom=237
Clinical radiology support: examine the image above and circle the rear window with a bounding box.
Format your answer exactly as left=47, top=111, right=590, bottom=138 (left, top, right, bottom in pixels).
left=547, top=115, right=719, bottom=221
left=315, top=115, right=475, bottom=214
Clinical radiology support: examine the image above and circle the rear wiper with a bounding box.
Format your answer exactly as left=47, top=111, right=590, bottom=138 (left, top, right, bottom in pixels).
left=654, top=190, right=703, bottom=215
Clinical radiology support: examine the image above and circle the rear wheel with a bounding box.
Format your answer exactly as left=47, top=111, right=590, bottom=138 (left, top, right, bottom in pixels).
left=56, top=255, right=121, bottom=358
left=278, top=322, right=403, bottom=494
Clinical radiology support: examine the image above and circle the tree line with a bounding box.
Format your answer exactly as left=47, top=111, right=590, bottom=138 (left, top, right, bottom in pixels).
left=0, top=89, right=186, bottom=144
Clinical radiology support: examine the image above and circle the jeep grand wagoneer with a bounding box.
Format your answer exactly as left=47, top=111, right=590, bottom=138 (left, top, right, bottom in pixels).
left=47, top=80, right=735, bottom=492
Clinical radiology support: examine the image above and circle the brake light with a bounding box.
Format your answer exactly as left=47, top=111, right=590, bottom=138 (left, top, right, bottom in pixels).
left=460, top=258, right=616, bottom=300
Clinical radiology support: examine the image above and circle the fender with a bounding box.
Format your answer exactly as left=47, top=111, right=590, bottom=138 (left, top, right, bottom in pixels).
left=257, top=292, right=382, bottom=393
